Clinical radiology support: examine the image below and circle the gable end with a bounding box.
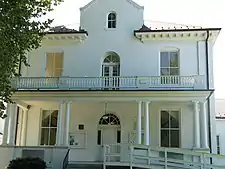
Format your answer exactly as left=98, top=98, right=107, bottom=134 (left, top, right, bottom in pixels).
left=80, top=0, right=144, bottom=11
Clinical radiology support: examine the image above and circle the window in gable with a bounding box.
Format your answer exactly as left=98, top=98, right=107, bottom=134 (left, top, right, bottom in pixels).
left=107, top=12, right=116, bottom=28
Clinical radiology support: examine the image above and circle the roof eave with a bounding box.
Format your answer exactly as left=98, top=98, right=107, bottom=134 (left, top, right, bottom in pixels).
left=46, top=31, right=88, bottom=36
left=134, top=28, right=222, bottom=34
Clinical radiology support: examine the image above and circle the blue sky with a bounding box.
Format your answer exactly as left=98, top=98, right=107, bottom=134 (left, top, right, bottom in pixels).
left=47, top=0, right=225, bottom=98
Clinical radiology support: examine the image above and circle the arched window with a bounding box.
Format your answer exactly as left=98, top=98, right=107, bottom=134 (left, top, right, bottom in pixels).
left=107, top=12, right=116, bottom=28
left=99, top=113, right=120, bottom=125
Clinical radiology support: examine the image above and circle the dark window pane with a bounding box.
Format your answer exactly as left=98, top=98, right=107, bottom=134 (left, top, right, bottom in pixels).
left=170, top=68, right=179, bottom=75
left=49, top=128, right=57, bottom=145
left=170, top=130, right=179, bottom=148
left=78, top=124, right=84, bottom=130
left=112, top=21, right=116, bottom=28
left=97, top=130, right=101, bottom=145
left=161, top=111, right=169, bottom=128
left=161, top=130, right=169, bottom=147
left=40, top=128, right=49, bottom=145
left=108, top=13, right=116, bottom=20
left=42, top=111, right=50, bottom=127
left=170, top=111, right=179, bottom=128
left=170, top=52, right=179, bottom=67
left=160, top=52, right=169, bottom=67
left=117, top=130, right=121, bottom=143
left=50, top=110, right=58, bottom=127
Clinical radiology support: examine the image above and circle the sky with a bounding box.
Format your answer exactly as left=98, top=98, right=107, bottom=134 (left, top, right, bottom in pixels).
left=47, top=0, right=225, bottom=98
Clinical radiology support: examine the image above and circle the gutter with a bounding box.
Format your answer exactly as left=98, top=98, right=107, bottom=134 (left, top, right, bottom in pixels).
left=205, top=30, right=213, bottom=156
left=14, top=56, right=22, bottom=145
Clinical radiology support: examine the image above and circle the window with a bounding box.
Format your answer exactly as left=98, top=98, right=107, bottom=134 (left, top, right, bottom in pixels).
left=161, top=110, right=180, bottom=148
left=78, top=124, right=84, bottom=130
left=40, top=110, right=58, bottom=145
left=107, top=12, right=116, bottom=28
left=46, top=52, right=64, bottom=77
left=160, top=50, right=179, bottom=84
left=216, top=135, right=221, bottom=154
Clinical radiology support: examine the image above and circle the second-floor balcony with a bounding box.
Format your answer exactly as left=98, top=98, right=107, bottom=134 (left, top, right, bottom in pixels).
left=12, top=75, right=206, bottom=91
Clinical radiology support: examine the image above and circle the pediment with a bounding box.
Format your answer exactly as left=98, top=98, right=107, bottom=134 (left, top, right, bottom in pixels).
left=80, top=0, right=144, bottom=11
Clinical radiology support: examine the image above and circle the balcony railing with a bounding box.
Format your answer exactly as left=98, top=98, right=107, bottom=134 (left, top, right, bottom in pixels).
left=12, top=75, right=206, bottom=90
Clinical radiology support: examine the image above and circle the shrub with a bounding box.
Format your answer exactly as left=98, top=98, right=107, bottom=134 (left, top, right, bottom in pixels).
left=7, top=157, right=46, bottom=169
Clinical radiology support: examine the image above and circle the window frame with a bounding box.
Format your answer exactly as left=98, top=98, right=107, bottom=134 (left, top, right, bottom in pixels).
left=160, top=109, right=181, bottom=148
left=39, top=109, right=58, bottom=146
left=107, top=12, right=117, bottom=29
left=159, top=49, right=180, bottom=76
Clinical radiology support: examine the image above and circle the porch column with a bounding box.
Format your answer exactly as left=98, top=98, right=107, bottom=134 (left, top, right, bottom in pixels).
left=56, top=101, right=64, bottom=146
left=9, top=103, right=18, bottom=145
left=65, top=102, right=71, bottom=146
left=21, top=109, right=28, bottom=146
left=200, top=101, right=209, bottom=149
left=193, top=101, right=200, bottom=148
left=144, top=101, right=150, bottom=145
left=2, top=104, right=11, bottom=145
left=136, top=101, right=142, bottom=144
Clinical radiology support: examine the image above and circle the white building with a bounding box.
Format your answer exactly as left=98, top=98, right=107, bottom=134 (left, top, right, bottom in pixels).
left=0, top=0, right=223, bottom=169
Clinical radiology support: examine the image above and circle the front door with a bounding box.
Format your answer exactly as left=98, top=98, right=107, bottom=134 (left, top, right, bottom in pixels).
left=100, top=127, right=120, bottom=162
left=98, top=113, right=121, bottom=162
left=102, top=127, right=117, bottom=145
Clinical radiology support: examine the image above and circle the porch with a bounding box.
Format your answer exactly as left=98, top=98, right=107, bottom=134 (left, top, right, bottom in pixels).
left=0, top=90, right=215, bottom=169
left=12, top=75, right=206, bottom=90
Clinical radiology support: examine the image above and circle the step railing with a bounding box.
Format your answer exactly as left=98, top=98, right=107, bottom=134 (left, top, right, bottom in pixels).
left=12, top=75, right=206, bottom=90
left=103, top=144, right=225, bottom=169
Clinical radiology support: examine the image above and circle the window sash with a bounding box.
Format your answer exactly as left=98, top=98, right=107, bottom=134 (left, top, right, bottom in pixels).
left=46, top=52, right=64, bottom=77
left=160, top=51, right=179, bottom=76
left=160, top=110, right=180, bottom=148
left=40, top=110, right=58, bottom=146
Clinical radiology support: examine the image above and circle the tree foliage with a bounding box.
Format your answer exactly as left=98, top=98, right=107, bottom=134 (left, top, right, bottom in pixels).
left=0, top=0, right=63, bottom=118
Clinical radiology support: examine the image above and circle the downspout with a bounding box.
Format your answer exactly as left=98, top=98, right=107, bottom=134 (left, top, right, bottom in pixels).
left=14, top=56, right=22, bottom=145
left=205, top=30, right=212, bottom=155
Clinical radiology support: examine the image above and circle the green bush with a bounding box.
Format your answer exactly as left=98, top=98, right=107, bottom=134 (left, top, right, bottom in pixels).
left=7, top=157, right=46, bottom=169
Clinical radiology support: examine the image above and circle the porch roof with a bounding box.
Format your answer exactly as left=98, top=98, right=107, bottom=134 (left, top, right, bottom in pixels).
left=12, top=89, right=214, bottom=102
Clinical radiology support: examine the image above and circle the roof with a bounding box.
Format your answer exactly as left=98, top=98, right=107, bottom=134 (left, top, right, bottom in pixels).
left=47, top=25, right=88, bottom=35
left=80, top=0, right=144, bottom=11
left=135, top=24, right=221, bottom=33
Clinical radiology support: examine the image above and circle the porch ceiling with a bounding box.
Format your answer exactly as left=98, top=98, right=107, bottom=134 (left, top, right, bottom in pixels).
left=12, top=90, right=213, bottom=102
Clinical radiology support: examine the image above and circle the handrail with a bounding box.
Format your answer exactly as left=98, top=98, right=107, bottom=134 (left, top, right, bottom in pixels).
left=12, top=75, right=205, bottom=90
left=103, top=143, right=225, bottom=169
left=62, top=149, right=70, bottom=169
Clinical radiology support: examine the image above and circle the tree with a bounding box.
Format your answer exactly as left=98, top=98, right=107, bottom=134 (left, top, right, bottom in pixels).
left=0, top=0, right=64, bottom=118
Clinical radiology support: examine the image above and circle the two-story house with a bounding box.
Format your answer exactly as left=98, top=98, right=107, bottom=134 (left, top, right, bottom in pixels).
left=0, top=0, right=223, bottom=169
